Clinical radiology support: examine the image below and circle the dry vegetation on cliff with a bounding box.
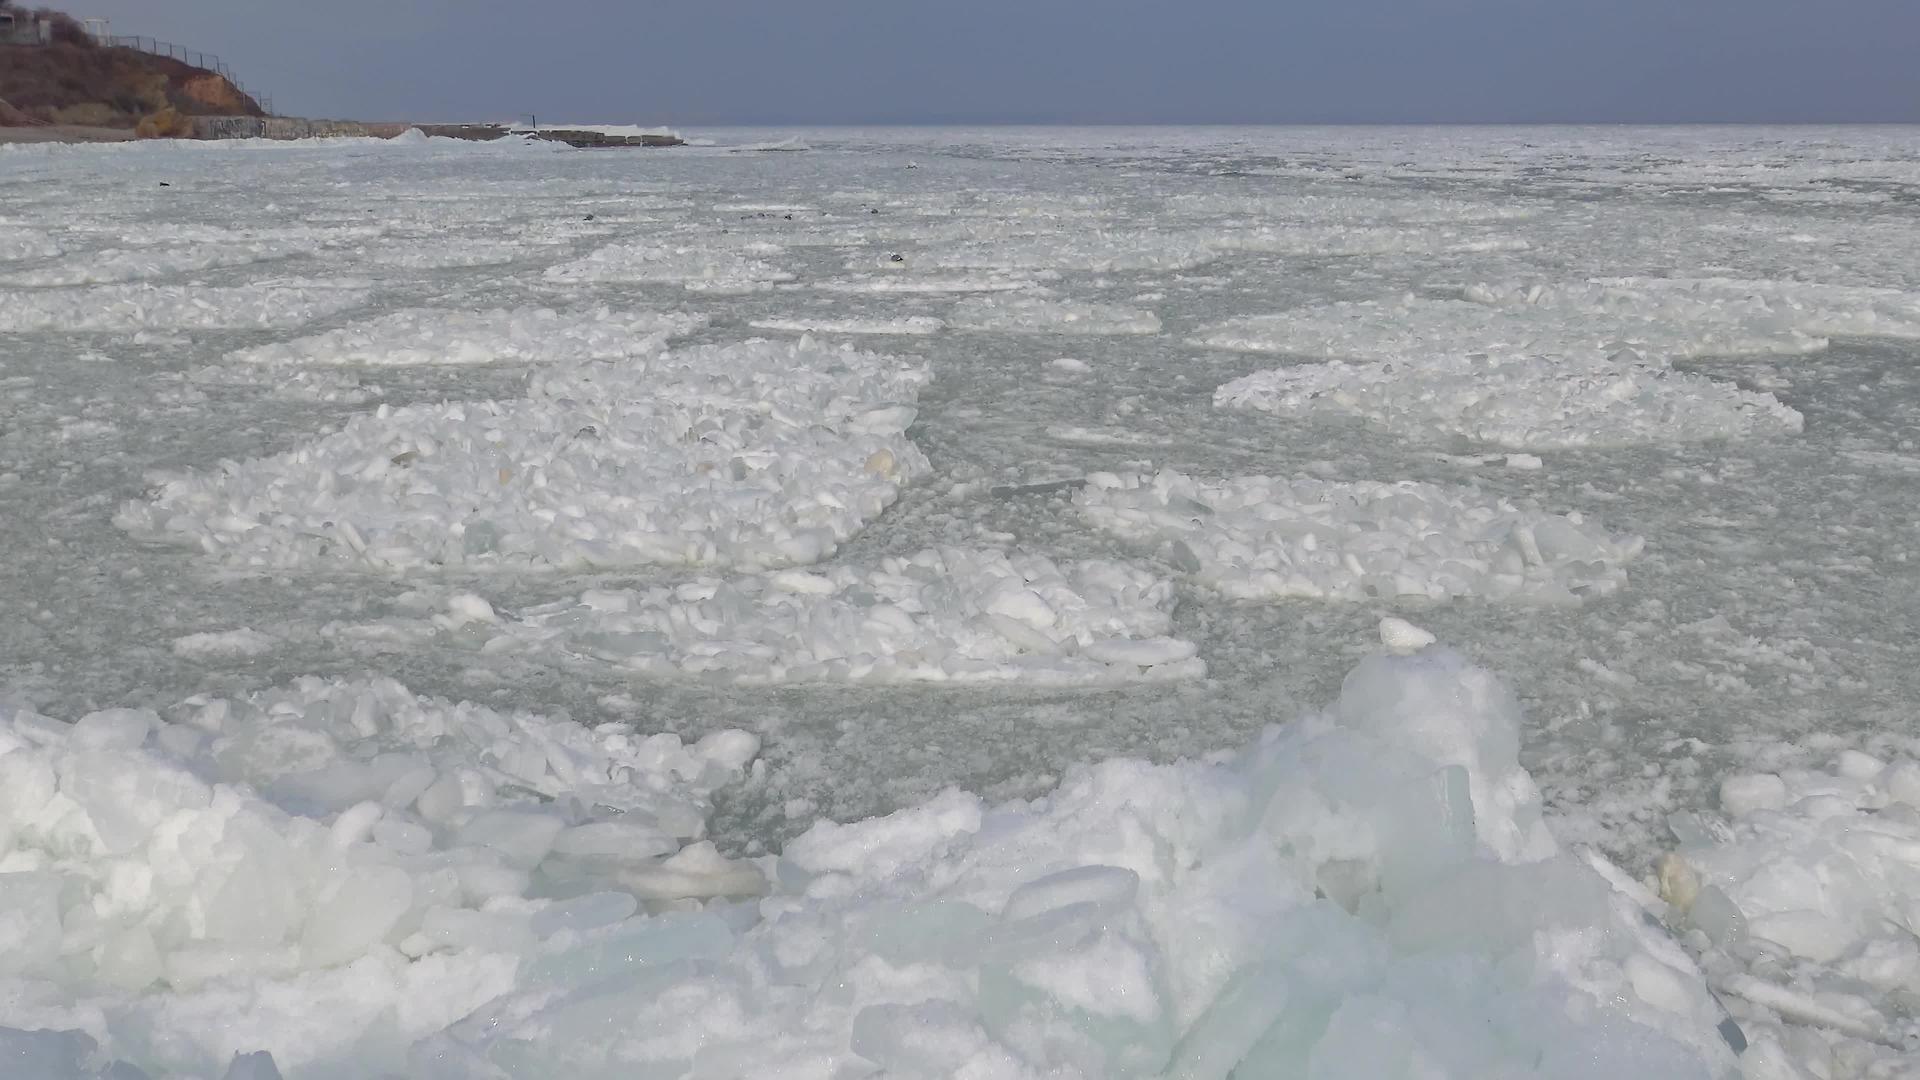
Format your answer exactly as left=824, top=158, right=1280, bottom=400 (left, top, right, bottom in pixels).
left=0, top=2, right=263, bottom=130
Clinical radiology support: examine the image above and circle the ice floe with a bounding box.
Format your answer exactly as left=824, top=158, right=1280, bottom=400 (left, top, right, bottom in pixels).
left=1471, top=277, right=1920, bottom=344
left=948, top=295, right=1162, bottom=335
left=927, top=231, right=1220, bottom=273
left=542, top=240, right=793, bottom=291
left=1206, top=224, right=1531, bottom=257
left=455, top=546, right=1201, bottom=685
left=813, top=271, right=1046, bottom=294
left=748, top=314, right=945, bottom=335
left=0, top=281, right=372, bottom=334
left=225, top=306, right=707, bottom=367
left=0, top=242, right=309, bottom=287
left=0, top=225, right=67, bottom=263
left=117, top=337, right=931, bottom=571
left=1078, top=469, right=1642, bottom=603
left=1215, top=349, right=1802, bottom=449
left=1196, top=294, right=1831, bottom=361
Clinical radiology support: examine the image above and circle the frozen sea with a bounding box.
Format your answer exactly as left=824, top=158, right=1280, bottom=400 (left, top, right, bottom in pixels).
left=3, top=126, right=1920, bottom=1078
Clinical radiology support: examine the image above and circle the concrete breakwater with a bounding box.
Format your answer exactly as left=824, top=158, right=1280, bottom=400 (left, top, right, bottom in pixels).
left=189, top=116, right=683, bottom=146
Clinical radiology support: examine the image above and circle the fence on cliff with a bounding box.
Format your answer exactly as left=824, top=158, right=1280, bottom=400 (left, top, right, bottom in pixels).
left=102, top=35, right=273, bottom=117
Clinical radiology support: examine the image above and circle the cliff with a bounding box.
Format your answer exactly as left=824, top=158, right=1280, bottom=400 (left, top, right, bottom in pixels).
left=0, top=38, right=265, bottom=129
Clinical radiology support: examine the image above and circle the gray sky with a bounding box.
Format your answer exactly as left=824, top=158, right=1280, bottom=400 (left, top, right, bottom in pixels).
left=72, top=0, right=1920, bottom=125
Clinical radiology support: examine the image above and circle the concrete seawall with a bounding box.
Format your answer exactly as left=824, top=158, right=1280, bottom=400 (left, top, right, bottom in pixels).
left=191, top=117, right=418, bottom=140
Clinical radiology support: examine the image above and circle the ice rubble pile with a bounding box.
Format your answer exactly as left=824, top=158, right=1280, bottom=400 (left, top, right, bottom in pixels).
left=116, top=337, right=932, bottom=571
left=486, top=546, right=1203, bottom=685
left=541, top=240, right=793, bottom=292
left=225, top=306, right=708, bottom=368
left=1658, top=752, right=1920, bottom=1068
left=0, top=678, right=760, bottom=1077
left=947, top=295, right=1163, bottom=335
left=392, top=647, right=1740, bottom=1078
left=1077, top=469, right=1641, bottom=603
left=0, top=281, right=372, bottom=334
left=0, top=648, right=1750, bottom=1078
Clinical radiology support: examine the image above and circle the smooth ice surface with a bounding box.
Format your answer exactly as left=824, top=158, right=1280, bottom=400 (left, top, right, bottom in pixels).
left=116, top=338, right=931, bottom=571
left=1078, top=469, right=1642, bottom=603
left=467, top=546, right=1201, bottom=685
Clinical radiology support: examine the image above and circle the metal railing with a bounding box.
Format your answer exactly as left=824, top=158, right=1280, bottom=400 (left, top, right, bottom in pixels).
left=102, top=35, right=273, bottom=116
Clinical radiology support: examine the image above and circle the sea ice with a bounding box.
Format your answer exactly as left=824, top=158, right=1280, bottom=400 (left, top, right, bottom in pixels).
left=0, top=677, right=759, bottom=1075
left=926, top=231, right=1220, bottom=273
left=749, top=314, right=946, bottom=335
left=0, top=225, right=64, bottom=262
left=1078, top=469, right=1642, bottom=603
left=0, top=281, right=371, bottom=334
left=948, top=295, right=1163, bottom=335
left=1658, top=753, right=1920, bottom=1070
left=224, top=306, right=707, bottom=367
left=117, top=337, right=931, bottom=571
left=1215, top=349, right=1802, bottom=449
left=542, top=239, right=793, bottom=291
left=1470, top=277, right=1920, bottom=344
left=398, top=646, right=1739, bottom=1079
left=1196, top=293, right=1831, bottom=361
left=0, top=241, right=307, bottom=287
left=480, top=545, right=1203, bottom=685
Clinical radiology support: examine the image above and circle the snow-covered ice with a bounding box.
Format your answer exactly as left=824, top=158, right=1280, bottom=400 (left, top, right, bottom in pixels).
left=1078, top=469, right=1641, bottom=603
